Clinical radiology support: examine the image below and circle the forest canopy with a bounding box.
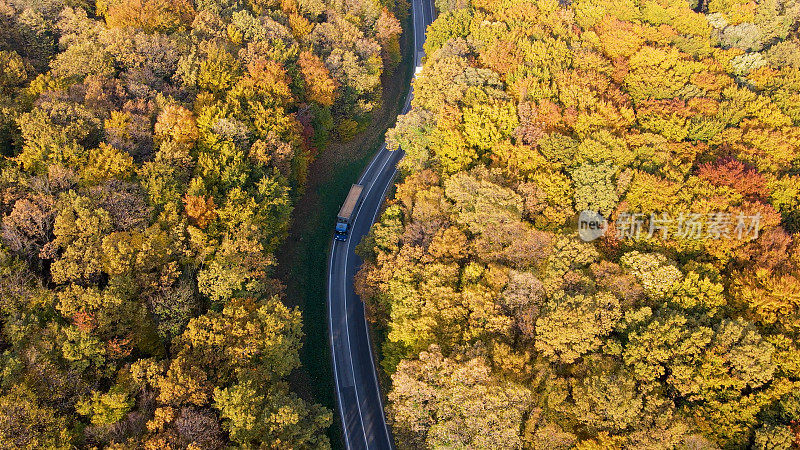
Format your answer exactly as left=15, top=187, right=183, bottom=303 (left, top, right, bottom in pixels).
left=0, top=0, right=402, bottom=447
left=357, top=0, right=800, bottom=448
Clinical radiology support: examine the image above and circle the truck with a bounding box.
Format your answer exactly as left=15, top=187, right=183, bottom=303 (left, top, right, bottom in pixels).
left=335, top=184, right=364, bottom=241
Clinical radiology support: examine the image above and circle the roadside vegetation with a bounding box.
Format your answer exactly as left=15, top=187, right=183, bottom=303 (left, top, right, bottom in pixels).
left=275, top=5, right=415, bottom=447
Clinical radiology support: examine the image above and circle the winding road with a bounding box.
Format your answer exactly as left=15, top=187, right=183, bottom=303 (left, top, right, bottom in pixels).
left=326, top=0, right=435, bottom=448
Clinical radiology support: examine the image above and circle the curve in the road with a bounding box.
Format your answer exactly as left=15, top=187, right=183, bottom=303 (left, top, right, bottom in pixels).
left=327, top=0, right=436, bottom=448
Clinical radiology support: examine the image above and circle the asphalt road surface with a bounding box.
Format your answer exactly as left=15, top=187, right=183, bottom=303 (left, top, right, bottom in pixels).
left=327, top=0, right=435, bottom=448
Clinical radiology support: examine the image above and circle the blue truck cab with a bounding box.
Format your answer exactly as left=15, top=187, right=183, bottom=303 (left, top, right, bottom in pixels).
left=334, top=221, right=349, bottom=241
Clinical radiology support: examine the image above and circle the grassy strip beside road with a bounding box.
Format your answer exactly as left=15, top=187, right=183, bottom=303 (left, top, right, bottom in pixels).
left=275, top=10, right=415, bottom=448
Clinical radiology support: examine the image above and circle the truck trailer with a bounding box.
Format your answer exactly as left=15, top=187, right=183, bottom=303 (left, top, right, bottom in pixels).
left=335, top=184, right=364, bottom=241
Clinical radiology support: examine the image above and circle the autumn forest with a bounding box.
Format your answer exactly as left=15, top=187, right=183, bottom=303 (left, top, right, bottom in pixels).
left=1, top=0, right=800, bottom=448
left=357, top=0, right=800, bottom=448
left=0, top=0, right=401, bottom=447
